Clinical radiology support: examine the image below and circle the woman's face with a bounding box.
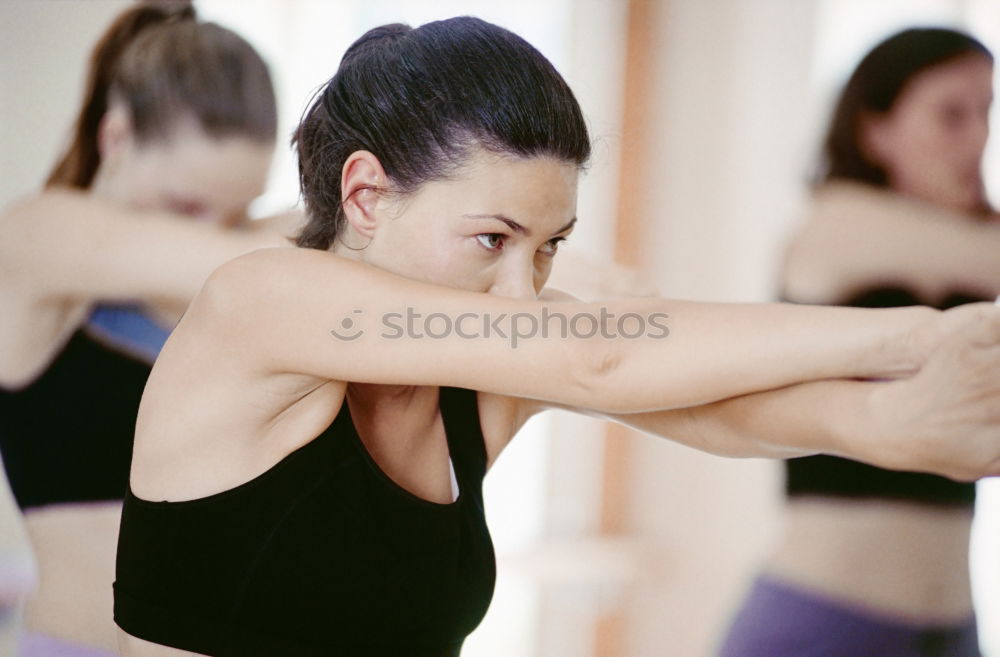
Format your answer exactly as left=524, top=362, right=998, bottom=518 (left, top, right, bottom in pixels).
left=100, top=117, right=274, bottom=227
left=863, top=53, right=994, bottom=213
left=343, top=149, right=579, bottom=299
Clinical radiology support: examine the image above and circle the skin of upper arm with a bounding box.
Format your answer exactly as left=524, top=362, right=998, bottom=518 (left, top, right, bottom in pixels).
left=196, top=247, right=611, bottom=411
left=0, top=189, right=286, bottom=304
left=191, top=246, right=949, bottom=422
left=783, top=184, right=1000, bottom=302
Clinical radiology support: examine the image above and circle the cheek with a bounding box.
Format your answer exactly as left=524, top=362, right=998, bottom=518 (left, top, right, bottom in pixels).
left=427, top=238, right=491, bottom=289
left=122, top=157, right=178, bottom=211
left=884, top=117, right=952, bottom=177
left=379, top=223, right=467, bottom=283
left=534, top=258, right=554, bottom=291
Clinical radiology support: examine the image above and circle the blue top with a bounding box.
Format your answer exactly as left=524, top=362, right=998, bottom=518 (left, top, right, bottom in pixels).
left=86, top=303, right=172, bottom=363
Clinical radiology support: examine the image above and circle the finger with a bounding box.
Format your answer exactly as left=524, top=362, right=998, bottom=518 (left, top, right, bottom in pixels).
left=945, top=306, right=1000, bottom=348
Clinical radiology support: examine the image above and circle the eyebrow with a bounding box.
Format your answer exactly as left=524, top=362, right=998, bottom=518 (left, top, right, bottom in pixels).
left=463, top=214, right=577, bottom=237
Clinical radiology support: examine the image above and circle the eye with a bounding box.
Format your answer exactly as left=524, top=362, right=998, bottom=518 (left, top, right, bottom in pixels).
left=539, top=236, right=567, bottom=256
left=476, top=233, right=506, bottom=251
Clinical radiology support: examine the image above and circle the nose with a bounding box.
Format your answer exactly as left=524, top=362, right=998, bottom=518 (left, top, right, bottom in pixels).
left=971, top=114, right=990, bottom=155
left=488, top=260, right=538, bottom=300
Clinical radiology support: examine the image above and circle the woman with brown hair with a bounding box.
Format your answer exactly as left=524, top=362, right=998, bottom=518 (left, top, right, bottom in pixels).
left=0, top=2, right=286, bottom=654
left=719, top=27, right=998, bottom=657
left=113, top=17, right=1000, bottom=657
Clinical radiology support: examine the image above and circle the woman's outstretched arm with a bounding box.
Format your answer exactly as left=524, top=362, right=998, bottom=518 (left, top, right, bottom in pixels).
left=783, top=182, right=1000, bottom=302
left=558, top=320, right=1000, bottom=481
left=189, top=246, right=983, bottom=415
left=0, top=189, right=290, bottom=304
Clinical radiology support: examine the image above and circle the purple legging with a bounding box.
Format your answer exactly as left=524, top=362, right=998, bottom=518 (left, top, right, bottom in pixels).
left=18, top=632, right=117, bottom=657
left=717, top=575, right=981, bottom=657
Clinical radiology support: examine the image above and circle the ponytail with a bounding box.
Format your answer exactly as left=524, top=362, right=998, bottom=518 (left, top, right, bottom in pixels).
left=46, top=2, right=195, bottom=189
left=45, top=1, right=275, bottom=192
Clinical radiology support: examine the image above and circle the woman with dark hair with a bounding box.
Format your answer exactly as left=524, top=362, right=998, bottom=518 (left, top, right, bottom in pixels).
left=114, top=18, right=1000, bottom=657
left=0, top=2, right=287, bottom=655
left=718, top=27, right=997, bottom=657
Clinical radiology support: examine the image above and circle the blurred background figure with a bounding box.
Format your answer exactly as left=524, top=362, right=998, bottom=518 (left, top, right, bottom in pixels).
left=717, top=26, right=997, bottom=657
left=0, top=1, right=287, bottom=655
left=0, top=454, right=35, bottom=657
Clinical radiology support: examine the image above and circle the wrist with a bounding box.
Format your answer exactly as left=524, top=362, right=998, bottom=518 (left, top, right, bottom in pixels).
left=867, top=306, right=939, bottom=379
left=855, top=379, right=930, bottom=472
left=825, top=380, right=906, bottom=470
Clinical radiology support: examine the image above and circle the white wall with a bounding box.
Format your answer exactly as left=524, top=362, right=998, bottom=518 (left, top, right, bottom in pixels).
left=0, top=0, right=132, bottom=207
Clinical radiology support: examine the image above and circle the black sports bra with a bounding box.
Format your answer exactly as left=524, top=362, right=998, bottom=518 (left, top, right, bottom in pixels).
left=0, top=325, right=153, bottom=509
left=784, top=286, right=985, bottom=506
left=114, top=386, right=496, bottom=657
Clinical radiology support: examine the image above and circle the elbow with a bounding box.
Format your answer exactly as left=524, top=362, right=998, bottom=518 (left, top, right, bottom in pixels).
left=569, top=339, right=633, bottom=413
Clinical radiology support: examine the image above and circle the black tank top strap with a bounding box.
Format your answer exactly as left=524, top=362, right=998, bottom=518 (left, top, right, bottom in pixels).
left=438, top=386, right=487, bottom=491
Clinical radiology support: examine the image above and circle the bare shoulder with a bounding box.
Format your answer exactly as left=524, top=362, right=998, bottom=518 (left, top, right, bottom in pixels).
left=205, top=245, right=335, bottom=284
left=201, top=246, right=375, bottom=308
left=190, top=246, right=334, bottom=323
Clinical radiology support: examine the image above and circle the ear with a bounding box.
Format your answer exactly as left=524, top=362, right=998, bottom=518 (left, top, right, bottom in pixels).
left=341, top=151, right=388, bottom=239
left=858, top=110, right=895, bottom=167
left=97, top=103, right=134, bottom=164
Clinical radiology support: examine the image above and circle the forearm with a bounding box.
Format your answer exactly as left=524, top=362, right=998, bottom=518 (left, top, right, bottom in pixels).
left=612, top=360, right=1000, bottom=482
left=594, top=298, right=932, bottom=411
left=602, top=378, right=880, bottom=460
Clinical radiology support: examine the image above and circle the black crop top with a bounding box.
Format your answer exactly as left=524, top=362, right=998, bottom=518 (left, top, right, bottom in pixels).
left=114, top=386, right=496, bottom=657
left=0, top=326, right=152, bottom=509
left=785, top=286, right=985, bottom=507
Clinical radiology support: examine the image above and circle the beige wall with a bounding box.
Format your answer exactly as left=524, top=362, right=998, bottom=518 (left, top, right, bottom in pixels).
left=589, top=2, right=819, bottom=656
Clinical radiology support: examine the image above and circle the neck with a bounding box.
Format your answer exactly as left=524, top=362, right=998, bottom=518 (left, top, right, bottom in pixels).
left=345, top=383, right=440, bottom=434
left=346, top=382, right=439, bottom=412
left=88, top=164, right=119, bottom=203
left=331, top=233, right=372, bottom=263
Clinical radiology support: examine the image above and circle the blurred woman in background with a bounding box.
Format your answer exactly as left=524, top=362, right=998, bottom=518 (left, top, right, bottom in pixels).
left=719, top=27, right=997, bottom=657
left=0, top=2, right=287, bottom=655
left=0, top=456, right=34, bottom=656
